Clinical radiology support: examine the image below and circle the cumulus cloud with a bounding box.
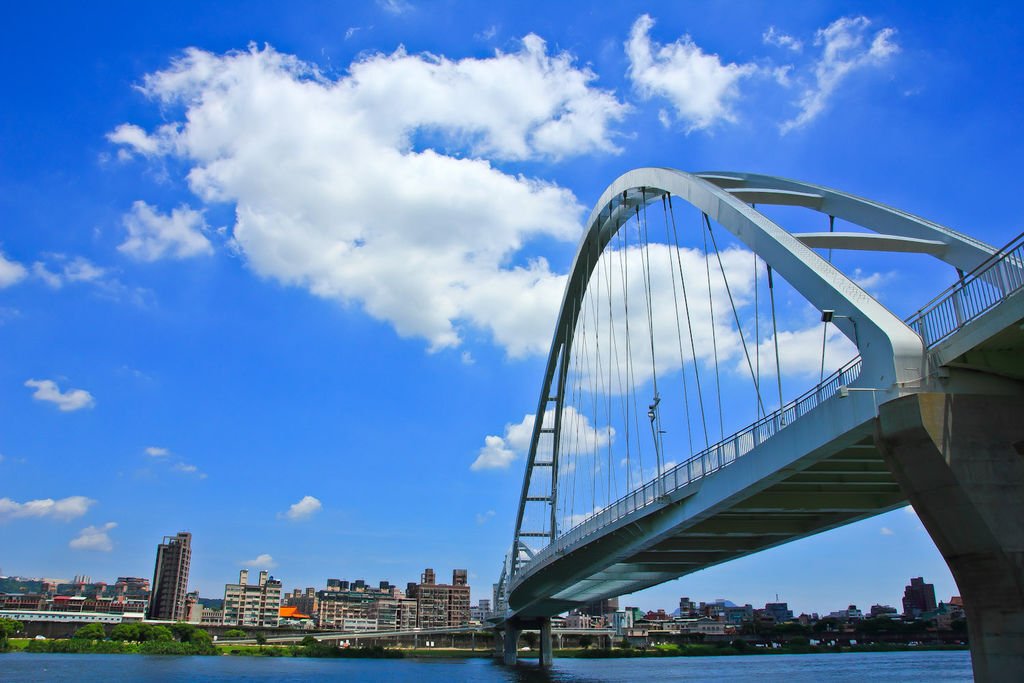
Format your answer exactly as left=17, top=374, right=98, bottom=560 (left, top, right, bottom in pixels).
left=626, top=14, right=757, bottom=131
left=763, top=26, right=803, bottom=52
left=378, top=0, right=411, bottom=15
left=107, top=123, right=163, bottom=158
left=119, top=200, right=212, bottom=261
left=145, top=446, right=170, bottom=457
left=472, top=406, right=613, bottom=471
left=475, top=510, right=496, bottom=525
left=0, top=250, right=27, bottom=287
left=282, top=495, right=322, bottom=521
left=0, top=495, right=95, bottom=522
left=173, top=462, right=207, bottom=478
left=110, top=39, right=629, bottom=356
left=242, top=553, right=277, bottom=568
left=25, top=379, right=95, bottom=412
left=781, top=16, right=898, bottom=133
left=32, top=256, right=107, bottom=289
left=751, top=324, right=858, bottom=380
left=70, top=522, right=117, bottom=551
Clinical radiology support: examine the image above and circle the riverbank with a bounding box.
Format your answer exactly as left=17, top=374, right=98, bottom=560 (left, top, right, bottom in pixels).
left=7, top=638, right=968, bottom=660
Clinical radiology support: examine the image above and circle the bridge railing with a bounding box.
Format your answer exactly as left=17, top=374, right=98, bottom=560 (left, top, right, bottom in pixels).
left=907, top=231, right=1024, bottom=347
left=514, top=356, right=863, bottom=585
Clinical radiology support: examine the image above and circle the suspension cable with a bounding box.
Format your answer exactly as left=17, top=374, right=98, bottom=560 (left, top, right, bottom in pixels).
left=754, top=253, right=761, bottom=418
left=767, top=265, right=784, bottom=415
left=667, top=197, right=710, bottom=449
left=819, top=215, right=835, bottom=383
left=702, top=215, right=725, bottom=441
left=703, top=213, right=765, bottom=416
left=662, top=195, right=694, bottom=457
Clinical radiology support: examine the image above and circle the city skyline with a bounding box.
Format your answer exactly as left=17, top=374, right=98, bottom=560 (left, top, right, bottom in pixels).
left=2, top=1, right=1020, bottom=617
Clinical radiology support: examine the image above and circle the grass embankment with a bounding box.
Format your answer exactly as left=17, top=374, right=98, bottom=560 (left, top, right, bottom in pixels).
left=557, top=642, right=968, bottom=658
left=217, top=643, right=404, bottom=658
left=7, top=638, right=217, bottom=655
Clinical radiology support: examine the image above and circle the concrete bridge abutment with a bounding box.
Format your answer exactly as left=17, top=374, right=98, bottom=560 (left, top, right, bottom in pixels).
left=877, top=392, right=1024, bottom=682
left=496, top=617, right=554, bottom=667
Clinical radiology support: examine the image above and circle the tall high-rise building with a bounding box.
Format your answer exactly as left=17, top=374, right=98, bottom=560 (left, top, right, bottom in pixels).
left=902, top=577, right=937, bottom=617
left=148, top=531, right=192, bottom=621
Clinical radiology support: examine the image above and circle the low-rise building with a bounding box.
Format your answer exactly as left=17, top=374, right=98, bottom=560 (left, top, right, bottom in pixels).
left=407, top=568, right=470, bottom=628
left=223, top=569, right=282, bottom=628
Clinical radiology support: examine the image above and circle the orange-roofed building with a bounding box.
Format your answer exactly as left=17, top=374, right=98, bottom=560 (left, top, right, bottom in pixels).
left=279, top=605, right=314, bottom=630
left=279, top=606, right=310, bottom=620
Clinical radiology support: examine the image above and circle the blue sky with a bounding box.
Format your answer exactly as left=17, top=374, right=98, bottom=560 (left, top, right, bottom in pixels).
left=1, top=1, right=1021, bottom=616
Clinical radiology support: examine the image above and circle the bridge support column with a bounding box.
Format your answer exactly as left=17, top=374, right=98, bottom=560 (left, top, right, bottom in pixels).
left=877, top=392, right=1024, bottom=682
left=539, top=618, right=553, bottom=668
left=502, top=624, right=520, bottom=666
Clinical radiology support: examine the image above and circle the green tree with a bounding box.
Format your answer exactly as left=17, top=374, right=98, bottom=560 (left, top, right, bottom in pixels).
left=109, top=623, right=140, bottom=642
left=73, top=623, right=106, bottom=640
left=188, top=629, right=216, bottom=654
left=144, top=625, right=174, bottom=642
left=255, top=632, right=267, bottom=651
left=170, top=622, right=196, bottom=642
left=578, top=635, right=593, bottom=649
left=521, top=631, right=538, bottom=649
left=812, top=618, right=840, bottom=633
left=0, top=618, right=23, bottom=650
left=224, top=629, right=247, bottom=638
left=300, top=635, right=319, bottom=647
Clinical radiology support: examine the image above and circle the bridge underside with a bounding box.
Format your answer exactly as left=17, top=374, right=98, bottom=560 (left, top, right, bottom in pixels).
left=508, top=399, right=905, bottom=619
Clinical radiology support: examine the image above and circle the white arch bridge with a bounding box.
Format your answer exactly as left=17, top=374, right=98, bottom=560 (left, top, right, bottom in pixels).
left=492, top=169, right=1024, bottom=681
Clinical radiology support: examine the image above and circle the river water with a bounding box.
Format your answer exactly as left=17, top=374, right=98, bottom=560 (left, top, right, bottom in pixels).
left=2, top=650, right=973, bottom=681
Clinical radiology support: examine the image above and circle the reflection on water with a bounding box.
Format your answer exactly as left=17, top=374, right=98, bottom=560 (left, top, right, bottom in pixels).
left=3, top=650, right=972, bottom=682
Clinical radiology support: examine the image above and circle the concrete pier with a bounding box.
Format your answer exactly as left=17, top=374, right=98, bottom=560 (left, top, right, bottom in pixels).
left=502, top=623, right=520, bottom=666
left=877, top=392, right=1024, bottom=682
left=539, top=618, right=553, bottom=668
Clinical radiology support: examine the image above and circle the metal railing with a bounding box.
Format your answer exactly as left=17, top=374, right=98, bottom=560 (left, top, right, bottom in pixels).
left=513, top=230, right=1024, bottom=589
left=513, top=356, right=863, bottom=587
left=907, top=231, right=1024, bottom=347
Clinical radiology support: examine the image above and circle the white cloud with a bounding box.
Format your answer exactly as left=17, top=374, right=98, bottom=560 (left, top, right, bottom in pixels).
left=626, top=14, right=757, bottom=132
left=119, top=201, right=212, bottom=261
left=377, top=0, right=411, bottom=15
left=145, top=446, right=170, bottom=457
left=472, top=435, right=519, bottom=471
left=750, top=323, right=858, bottom=381
left=282, top=495, right=322, bottom=521
left=110, top=40, right=628, bottom=356
left=25, top=379, right=95, bottom=412
left=32, top=256, right=106, bottom=289
left=28, top=255, right=148, bottom=306
left=173, top=462, right=207, bottom=479
left=763, top=26, right=803, bottom=52
left=851, top=268, right=897, bottom=296
left=880, top=526, right=894, bottom=536
left=0, top=250, right=27, bottom=287
left=472, top=406, right=613, bottom=471
left=781, top=16, right=898, bottom=133
left=70, top=522, right=117, bottom=551
left=107, top=123, right=163, bottom=158
left=0, top=495, right=95, bottom=522
left=475, top=510, right=496, bottom=525
left=242, top=553, right=277, bottom=568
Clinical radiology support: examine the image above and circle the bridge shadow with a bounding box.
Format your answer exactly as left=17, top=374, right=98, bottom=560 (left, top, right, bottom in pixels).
left=492, top=658, right=605, bottom=683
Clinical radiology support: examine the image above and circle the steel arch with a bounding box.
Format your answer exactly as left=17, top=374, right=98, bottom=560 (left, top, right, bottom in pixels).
left=506, top=168, right=990, bottom=592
